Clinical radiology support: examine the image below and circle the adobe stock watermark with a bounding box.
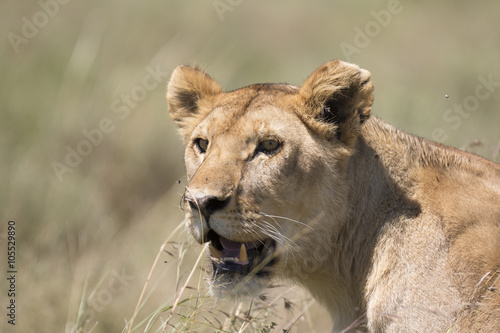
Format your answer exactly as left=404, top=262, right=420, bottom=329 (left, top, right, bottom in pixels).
left=51, top=64, right=168, bottom=182
left=431, top=74, right=500, bottom=143
left=65, top=268, right=134, bottom=333
left=340, top=0, right=411, bottom=61
left=7, top=0, right=73, bottom=54
left=213, top=0, right=243, bottom=21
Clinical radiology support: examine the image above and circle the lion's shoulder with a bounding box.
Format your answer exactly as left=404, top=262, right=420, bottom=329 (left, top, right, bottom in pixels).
left=361, top=117, right=500, bottom=330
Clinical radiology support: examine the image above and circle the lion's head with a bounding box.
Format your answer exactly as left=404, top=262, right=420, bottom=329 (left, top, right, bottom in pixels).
left=167, top=60, right=374, bottom=298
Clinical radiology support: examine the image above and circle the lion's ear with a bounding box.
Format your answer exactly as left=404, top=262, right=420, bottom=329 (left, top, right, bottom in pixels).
left=299, top=60, right=374, bottom=145
left=167, top=65, right=222, bottom=141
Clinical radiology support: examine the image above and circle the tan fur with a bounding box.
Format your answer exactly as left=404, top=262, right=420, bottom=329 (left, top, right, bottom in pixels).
left=167, top=60, right=500, bottom=332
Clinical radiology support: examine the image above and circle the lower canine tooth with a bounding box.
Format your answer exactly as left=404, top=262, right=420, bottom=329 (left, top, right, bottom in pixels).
left=209, top=244, right=222, bottom=259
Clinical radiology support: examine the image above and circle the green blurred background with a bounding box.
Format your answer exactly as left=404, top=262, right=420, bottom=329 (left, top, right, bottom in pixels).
left=1, top=0, right=499, bottom=332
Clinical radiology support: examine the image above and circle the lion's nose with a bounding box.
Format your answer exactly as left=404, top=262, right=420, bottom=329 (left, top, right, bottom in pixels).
left=186, top=194, right=231, bottom=221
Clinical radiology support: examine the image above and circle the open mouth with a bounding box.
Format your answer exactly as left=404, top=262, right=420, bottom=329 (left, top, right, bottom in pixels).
left=206, top=230, right=277, bottom=276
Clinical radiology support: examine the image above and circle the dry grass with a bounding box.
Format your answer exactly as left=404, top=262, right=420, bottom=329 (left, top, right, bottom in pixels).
left=72, top=227, right=330, bottom=333
left=1, top=1, right=500, bottom=332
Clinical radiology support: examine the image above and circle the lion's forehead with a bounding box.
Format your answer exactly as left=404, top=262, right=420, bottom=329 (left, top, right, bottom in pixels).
left=202, top=89, right=304, bottom=139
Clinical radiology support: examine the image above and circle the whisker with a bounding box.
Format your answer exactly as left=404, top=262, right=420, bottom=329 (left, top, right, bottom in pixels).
left=259, top=212, right=314, bottom=230
left=254, top=222, right=305, bottom=266
left=251, top=223, right=292, bottom=266
left=258, top=220, right=297, bottom=246
left=236, top=214, right=308, bottom=267
left=253, top=222, right=302, bottom=262
left=246, top=228, right=267, bottom=246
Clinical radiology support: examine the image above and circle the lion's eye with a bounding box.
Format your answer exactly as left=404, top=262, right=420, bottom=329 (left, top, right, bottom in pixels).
left=257, top=139, right=281, bottom=155
left=194, top=138, right=209, bottom=153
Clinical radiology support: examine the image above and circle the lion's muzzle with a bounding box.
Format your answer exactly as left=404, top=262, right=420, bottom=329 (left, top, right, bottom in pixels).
left=185, top=193, right=230, bottom=225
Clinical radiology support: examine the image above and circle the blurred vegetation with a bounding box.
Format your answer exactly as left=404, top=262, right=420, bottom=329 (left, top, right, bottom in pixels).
left=1, top=0, right=499, bottom=332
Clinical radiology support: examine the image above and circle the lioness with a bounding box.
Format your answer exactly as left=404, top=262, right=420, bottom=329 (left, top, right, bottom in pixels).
left=167, top=60, right=500, bottom=332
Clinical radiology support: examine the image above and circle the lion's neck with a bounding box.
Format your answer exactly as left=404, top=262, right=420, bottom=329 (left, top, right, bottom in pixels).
left=287, top=117, right=500, bottom=331
left=296, top=117, right=425, bottom=330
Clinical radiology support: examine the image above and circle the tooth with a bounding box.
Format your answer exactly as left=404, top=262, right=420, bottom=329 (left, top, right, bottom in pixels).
left=209, top=244, right=222, bottom=259
left=222, top=257, right=237, bottom=263
left=239, top=243, right=248, bottom=264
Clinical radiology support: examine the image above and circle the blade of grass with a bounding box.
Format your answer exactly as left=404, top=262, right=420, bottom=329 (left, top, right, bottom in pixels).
left=171, top=243, right=207, bottom=314
left=126, top=221, right=185, bottom=333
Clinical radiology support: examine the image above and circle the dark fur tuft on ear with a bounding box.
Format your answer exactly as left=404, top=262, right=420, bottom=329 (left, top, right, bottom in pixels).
left=167, top=65, right=222, bottom=140
left=299, top=60, right=374, bottom=145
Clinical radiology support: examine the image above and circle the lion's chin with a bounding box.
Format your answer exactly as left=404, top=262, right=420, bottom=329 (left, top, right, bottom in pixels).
left=204, top=230, right=277, bottom=299
left=208, top=270, right=271, bottom=299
